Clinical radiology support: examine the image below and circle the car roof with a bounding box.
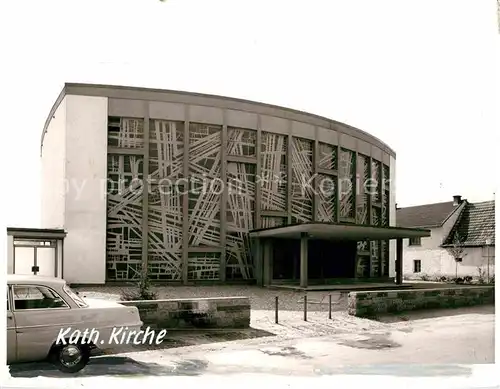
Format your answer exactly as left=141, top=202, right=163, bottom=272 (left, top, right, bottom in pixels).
left=7, top=274, right=66, bottom=285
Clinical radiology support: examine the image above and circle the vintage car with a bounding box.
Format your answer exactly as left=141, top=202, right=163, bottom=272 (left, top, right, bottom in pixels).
left=6, top=274, right=143, bottom=373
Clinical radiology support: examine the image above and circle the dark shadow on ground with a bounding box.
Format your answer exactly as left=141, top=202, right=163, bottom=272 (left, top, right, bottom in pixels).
left=92, top=328, right=275, bottom=356
left=375, top=304, right=495, bottom=323
left=9, top=356, right=209, bottom=378
left=200, top=328, right=274, bottom=342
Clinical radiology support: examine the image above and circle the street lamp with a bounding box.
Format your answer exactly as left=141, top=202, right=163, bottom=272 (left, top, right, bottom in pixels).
left=485, top=239, right=492, bottom=284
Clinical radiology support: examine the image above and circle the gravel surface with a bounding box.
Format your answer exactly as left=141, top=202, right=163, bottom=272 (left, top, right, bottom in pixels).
left=75, top=285, right=349, bottom=312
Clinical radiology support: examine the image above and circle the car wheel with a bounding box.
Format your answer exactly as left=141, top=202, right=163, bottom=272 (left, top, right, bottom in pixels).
left=52, top=343, right=90, bottom=373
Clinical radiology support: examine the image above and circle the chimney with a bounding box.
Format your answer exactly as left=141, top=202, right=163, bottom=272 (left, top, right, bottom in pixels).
left=453, top=195, right=462, bottom=206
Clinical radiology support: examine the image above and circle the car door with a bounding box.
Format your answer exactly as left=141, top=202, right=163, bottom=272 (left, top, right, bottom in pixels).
left=6, top=285, right=17, bottom=364
left=12, top=284, right=75, bottom=363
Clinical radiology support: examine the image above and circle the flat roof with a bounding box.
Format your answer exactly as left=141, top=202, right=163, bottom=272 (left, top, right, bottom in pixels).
left=7, top=227, right=67, bottom=239
left=249, top=222, right=431, bottom=240
left=41, top=83, right=396, bottom=158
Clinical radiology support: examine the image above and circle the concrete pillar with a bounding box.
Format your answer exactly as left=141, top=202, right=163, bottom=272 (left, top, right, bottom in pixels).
left=300, top=232, right=309, bottom=288
left=254, top=239, right=263, bottom=286
left=263, top=240, right=272, bottom=286
left=396, top=238, right=403, bottom=284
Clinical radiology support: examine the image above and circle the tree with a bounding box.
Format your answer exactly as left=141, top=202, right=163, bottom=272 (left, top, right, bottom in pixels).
left=445, top=231, right=466, bottom=279
left=120, top=271, right=157, bottom=301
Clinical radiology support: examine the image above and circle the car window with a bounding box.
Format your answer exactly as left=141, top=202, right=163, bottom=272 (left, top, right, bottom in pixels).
left=63, top=284, right=88, bottom=308
left=13, top=285, right=69, bottom=310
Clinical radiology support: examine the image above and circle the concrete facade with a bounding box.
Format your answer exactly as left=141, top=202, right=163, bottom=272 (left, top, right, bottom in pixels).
left=41, top=95, right=108, bottom=284
left=40, top=83, right=398, bottom=285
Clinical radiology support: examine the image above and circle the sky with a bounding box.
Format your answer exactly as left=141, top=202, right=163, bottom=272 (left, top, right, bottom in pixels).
left=0, top=0, right=498, bottom=228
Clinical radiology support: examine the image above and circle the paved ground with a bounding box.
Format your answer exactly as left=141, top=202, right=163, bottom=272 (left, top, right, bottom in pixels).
left=8, top=304, right=495, bottom=379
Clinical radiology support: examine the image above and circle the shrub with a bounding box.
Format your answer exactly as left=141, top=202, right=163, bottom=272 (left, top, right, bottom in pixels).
left=452, top=277, right=464, bottom=284
left=420, top=274, right=430, bottom=281
left=477, top=267, right=486, bottom=284
left=463, top=276, right=473, bottom=284
left=438, top=276, right=449, bottom=283
left=120, top=275, right=157, bottom=301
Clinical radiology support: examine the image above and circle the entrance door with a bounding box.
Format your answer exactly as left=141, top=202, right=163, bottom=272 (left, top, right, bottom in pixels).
left=13, top=247, right=35, bottom=275
left=13, top=240, right=56, bottom=277
left=36, top=247, right=56, bottom=277
left=308, top=240, right=357, bottom=280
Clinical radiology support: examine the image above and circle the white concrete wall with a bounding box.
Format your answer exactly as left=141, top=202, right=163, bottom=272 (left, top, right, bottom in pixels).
left=440, top=247, right=495, bottom=278
left=7, top=235, right=14, bottom=274
left=56, top=240, right=63, bottom=278
left=63, top=95, right=108, bottom=284
left=403, top=226, right=451, bottom=277
left=41, top=97, right=66, bottom=228
left=389, top=155, right=396, bottom=277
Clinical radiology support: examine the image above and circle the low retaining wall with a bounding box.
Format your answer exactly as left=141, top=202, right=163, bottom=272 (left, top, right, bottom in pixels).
left=348, top=286, right=495, bottom=318
left=121, top=296, right=251, bottom=329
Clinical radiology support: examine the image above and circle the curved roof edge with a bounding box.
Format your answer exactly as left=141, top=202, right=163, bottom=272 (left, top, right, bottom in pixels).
left=41, top=83, right=396, bottom=158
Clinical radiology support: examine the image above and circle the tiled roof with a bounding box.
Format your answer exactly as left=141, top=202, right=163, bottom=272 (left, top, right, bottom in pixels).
left=396, top=201, right=460, bottom=228
left=443, top=200, right=495, bottom=247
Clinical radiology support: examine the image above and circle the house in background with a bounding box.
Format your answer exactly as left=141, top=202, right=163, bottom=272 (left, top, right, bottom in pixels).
left=441, top=199, right=495, bottom=280
left=397, top=195, right=495, bottom=280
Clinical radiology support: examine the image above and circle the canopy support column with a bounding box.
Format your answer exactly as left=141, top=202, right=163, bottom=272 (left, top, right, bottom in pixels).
left=300, top=232, right=309, bottom=288
left=396, top=237, right=403, bottom=284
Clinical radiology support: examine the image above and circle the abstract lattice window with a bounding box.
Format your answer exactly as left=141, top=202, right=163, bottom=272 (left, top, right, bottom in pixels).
left=371, top=160, right=381, bottom=204
left=188, top=123, right=222, bottom=248
left=339, top=148, right=355, bottom=219
left=356, top=240, right=370, bottom=278
left=108, top=117, right=145, bottom=148
left=316, top=174, right=336, bottom=222
left=382, top=190, right=390, bottom=226
left=382, top=164, right=390, bottom=226
left=383, top=164, right=390, bottom=189
left=260, top=132, right=287, bottom=212
left=381, top=240, right=389, bottom=277
left=226, top=163, right=256, bottom=280
left=291, top=138, right=314, bottom=223
left=370, top=241, right=380, bottom=277
left=356, top=154, right=370, bottom=224
left=227, top=127, right=256, bottom=157
left=147, top=184, right=183, bottom=281
left=187, top=253, right=220, bottom=281
left=261, top=216, right=287, bottom=229
left=106, top=154, right=144, bottom=281
left=149, top=120, right=184, bottom=180
left=371, top=207, right=381, bottom=226
left=318, top=142, right=337, bottom=170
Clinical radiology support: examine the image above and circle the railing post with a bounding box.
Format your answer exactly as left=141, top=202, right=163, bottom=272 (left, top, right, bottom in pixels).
left=328, top=294, right=332, bottom=319
left=275, top=296, right=279, bottom=324
left=303, top=294, right=307, bottom=321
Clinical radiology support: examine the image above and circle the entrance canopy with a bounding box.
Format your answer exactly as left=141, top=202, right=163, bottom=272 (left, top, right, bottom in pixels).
left=249, top=222, right=431, bottom=241
left=7, top=227, right=67, bottom=278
